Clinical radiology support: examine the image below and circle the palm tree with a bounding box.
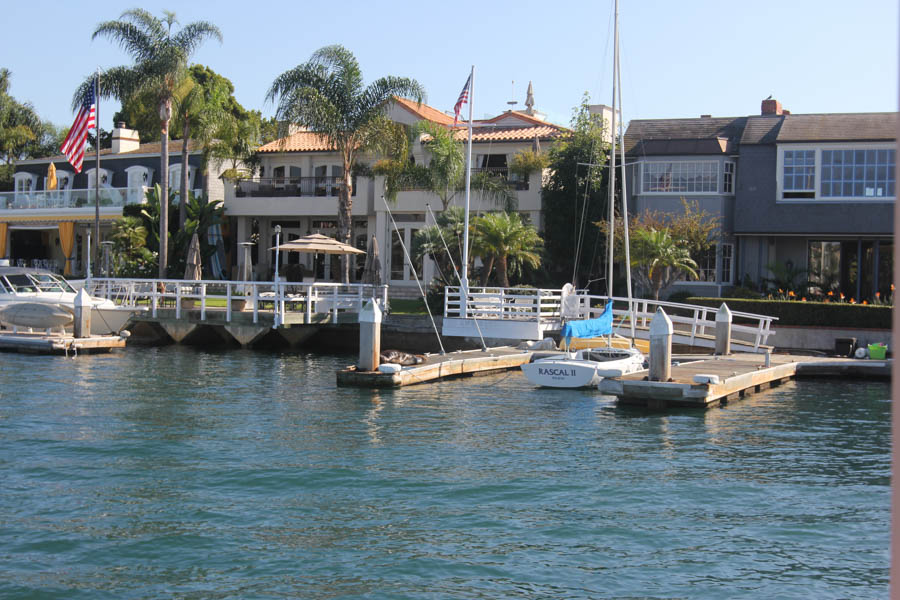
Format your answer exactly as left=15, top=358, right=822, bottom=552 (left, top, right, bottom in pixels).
left=471, top=212, right=542, bottom=288
left=630, top=227, right=699, bottom=300
left=77, top=9, right=222, bottom=277
left=266, top=45, right=425, bottom=282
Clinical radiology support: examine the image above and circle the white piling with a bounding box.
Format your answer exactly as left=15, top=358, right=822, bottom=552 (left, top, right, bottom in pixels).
left=73, top=288, right=92, bottom=338
left=649, top=307, right=673, bottom=382
left=715, top=303, right=733, bottom=355
left=358, top=299, right=383, bottom=371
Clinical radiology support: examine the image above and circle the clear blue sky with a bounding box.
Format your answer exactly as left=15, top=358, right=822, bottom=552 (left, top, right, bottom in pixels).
left=3, top=0, right=897, bottom=131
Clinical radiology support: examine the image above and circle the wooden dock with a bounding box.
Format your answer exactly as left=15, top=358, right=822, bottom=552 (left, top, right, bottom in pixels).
left=337, top=347, right=533, bottom=388
left=0, top=332, right=126, bottom=355
left=599, top=353, right=891, bottom=408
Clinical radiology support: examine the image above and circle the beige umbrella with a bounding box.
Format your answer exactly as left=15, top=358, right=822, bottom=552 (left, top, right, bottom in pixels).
left=270, top=232, right=365, bottom=255
left=362, top=235, right=382, bottom=286
left=184, top=232, right=202, bottom=280
left=47, top=162, right=58, bottom=191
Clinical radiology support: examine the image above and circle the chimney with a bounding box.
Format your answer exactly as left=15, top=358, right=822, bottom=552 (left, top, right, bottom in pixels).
left=111, top=122, right=140, bottom=153
left=761, top=98, right=783, bottom=116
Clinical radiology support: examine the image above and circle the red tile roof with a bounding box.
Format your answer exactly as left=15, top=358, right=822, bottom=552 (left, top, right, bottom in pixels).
left=257, top=131, right=335, bottom=153
left=453, top=125, right=565, bottom=143
left=392, top=97, right=456, bottom=125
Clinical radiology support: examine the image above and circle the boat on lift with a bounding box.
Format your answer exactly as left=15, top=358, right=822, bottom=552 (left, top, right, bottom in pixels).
left=0, top=263, right=142, bottom=335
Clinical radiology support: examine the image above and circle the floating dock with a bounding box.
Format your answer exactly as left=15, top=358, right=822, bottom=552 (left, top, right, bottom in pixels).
left=600, top=353, right=891, bottom=408
left=0, top=331, right=126, bottom=355
left=337, top=347, right=533, bottom=388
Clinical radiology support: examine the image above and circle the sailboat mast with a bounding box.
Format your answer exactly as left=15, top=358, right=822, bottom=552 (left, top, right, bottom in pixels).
left=607, top=0, right=619, bottom=300
left=460, top=65, right=475, bottom=317
left=616, top=19, right=635, bottom=340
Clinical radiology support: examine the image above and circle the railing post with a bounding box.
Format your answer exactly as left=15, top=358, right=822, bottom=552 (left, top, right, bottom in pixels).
left=200, top=283, right=207, bottom=321
left=305, top=284, right=312, bottom=323
left=252, top=284, right=259, bottom=324
left=151, top=283, right=158, bottom=318
left=715, top=303, right=732, bottom=355
left=332, top=285, right=338, bottom=322
left=175, top=283, right=182, bottom=319
left=226, top=282, right=232, bottom=323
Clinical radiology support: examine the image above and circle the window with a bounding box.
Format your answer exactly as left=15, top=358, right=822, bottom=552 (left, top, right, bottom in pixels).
left=273, top=166, right=285, bottom=185
left=783, top=150, right=815, bottom=198
left=692, top=246, right=717, bottom=282
left=821, top=149, right=895, bottom=198
left=807, top=240, right=841, bottom=294
left=723, top=162, right=735, bottom=194
left=642, top=161, right=718, bottom=193
left=289, top=166, right=301, bottom=183
left=720, top=243, right=734, bottom=284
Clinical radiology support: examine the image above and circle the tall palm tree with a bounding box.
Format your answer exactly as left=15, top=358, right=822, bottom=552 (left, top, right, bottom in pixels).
left=471, top=212, right=542, bottom=288
left=266, top=45, right=425, bottom=282
left=630, top=227, right=698, bottom=300
left=76, top=9, right=222, bottom=277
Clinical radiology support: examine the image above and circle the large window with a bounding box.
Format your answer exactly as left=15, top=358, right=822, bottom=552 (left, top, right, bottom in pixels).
left=821, top=149, right=895, bottom=198
left=782, top=150, right=815, bottom=197
left=720, top=243, right=734, bottom=284
left=723, top=162, right=735, bottom=194
left=692, top=246, right=717, bottom=282
left=807, top=240, right=841, bottom=294
left=642, top=161, right=718, bottom=193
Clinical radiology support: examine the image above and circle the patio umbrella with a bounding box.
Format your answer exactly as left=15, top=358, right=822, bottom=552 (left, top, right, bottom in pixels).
left=270, top=232, right=365, bottom=255
left=362, top=235, right=382, bottom=286
left=46, top=162, right=58, bottom=191
left=184, top=232, right=202, bottom=281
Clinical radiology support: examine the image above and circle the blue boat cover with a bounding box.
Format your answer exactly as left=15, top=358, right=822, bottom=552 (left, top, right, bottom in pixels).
left=561, top=302, right=613, bottom=345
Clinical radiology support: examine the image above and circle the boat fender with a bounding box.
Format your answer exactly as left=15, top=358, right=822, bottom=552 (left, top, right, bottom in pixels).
left=693, top=374, right=721, bottom=385
left=854, top=347, right=868, bottom=359
left=378, top=363, right=402, bottom=374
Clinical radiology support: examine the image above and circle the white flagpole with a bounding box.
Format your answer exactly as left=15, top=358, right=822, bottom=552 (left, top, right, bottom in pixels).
left=460, top=66, right=474, bottom=319
left=94, top=69, right=101, bottom=277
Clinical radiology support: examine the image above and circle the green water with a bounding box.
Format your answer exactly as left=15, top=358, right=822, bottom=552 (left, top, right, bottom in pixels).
left=0, top=347, right=889, bottom=599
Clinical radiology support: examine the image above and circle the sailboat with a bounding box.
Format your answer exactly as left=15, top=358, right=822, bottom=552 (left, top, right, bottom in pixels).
left=522, top=0, right=645, bottom=388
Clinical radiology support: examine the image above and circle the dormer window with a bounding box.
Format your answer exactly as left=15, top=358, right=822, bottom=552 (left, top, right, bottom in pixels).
left=168, top=164, right=196, bottom=194
left=13, top=172, right=36, bottom=194
left=125, top=165, right=154, bottom=189
left=86, top=168, right=113, bottom=189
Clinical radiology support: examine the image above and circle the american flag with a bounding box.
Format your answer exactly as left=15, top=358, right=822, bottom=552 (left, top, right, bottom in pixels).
left=60, top=79, right=96, bottom=173
left=453, top=73, right=471, bottom=126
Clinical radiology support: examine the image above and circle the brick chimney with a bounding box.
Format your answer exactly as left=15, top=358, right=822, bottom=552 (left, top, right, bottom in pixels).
left=111, top=122, right=140, bottom=153
left=761, top=98, right=783, bottom=116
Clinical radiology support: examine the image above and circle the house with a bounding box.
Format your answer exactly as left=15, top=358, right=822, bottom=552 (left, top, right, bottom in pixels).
left=2, top=123, right=226, bottom=276
left=223, top=93, right=567, bottom=294
left=624, top=99, right=895, bottom=300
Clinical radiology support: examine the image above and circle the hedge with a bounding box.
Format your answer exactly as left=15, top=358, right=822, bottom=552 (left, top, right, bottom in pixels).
left=685, top=297, right=891, bottom=329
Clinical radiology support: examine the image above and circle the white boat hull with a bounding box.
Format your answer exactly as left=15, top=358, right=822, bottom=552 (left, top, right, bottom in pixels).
left=522, top=348, right=645, bottom=388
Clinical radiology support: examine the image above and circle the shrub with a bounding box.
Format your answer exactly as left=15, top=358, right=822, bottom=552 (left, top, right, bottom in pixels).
left=685, top=297, right=891, bottom=329
left=665, top=290, right=695, bottom=304
left=723, top=286, right=764, bottom=300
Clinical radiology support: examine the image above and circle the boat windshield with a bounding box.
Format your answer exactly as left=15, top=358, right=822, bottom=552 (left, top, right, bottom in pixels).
left=2, top=273, right=75, bottom=294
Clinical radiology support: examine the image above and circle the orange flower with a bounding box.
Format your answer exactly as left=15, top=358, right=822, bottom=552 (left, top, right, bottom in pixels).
left=840, top=293, right=845, bottom=300
left=876, top=292, right=881, bottom=298
left=827, top=291, right=834, bottom=296
left=892, top=284, right=896, bottom=292
left=778, top=288, right=784, bottom=294
left=788, top=290, right=795, bottom=297
left=850, top=298, right=856, bottom=304
left=801, top=297, right=807, bottom=301
left=863, top=300, right=868, bottom=305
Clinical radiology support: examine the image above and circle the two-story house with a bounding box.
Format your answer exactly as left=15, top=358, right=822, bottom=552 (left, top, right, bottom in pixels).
left=3, top=123, right=226, bottom=276
left=624, top=99, right=895, bottom=301
left=224, top=95, right=566, bottom=295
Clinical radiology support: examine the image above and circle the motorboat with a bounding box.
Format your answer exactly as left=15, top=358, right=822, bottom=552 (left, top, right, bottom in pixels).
left=521, top=345, right=645, bottom=388
left=0, top=265, right=142, bottom=335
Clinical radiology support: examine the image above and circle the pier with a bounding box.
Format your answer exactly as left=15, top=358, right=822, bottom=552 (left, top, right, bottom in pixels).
left=0, top=331, right=126, bottom=355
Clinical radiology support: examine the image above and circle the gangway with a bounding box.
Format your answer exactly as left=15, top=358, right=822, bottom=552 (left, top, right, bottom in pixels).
left=442, top=286, right=776, bottom=353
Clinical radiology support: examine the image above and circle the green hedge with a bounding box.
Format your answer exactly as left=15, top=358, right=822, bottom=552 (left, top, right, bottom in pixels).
left=686, top=297, right=891, bottom=329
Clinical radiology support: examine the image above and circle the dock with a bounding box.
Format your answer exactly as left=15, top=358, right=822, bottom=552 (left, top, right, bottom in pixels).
left=337, top=346, right=533, bottom=388
left=599, top=353, right=891, bottom=408
left=0, top=331, right=126, bottom=355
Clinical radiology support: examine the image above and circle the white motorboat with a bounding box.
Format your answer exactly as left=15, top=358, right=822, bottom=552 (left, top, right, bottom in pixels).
left=522, top=346, right=645, bottom=388
left=0, top=265, right=142, bottom=335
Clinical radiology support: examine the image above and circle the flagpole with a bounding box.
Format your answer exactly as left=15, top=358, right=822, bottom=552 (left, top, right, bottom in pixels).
left=460, top=65, right=474, bottom=319
left=93, top=69, right=100, bottom=277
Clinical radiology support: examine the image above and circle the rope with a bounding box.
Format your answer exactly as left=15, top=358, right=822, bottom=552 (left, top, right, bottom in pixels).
left=382, top=195, right=446, bottom=355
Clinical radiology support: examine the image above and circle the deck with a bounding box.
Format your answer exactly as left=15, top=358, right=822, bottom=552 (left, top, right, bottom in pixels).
left=0, top=331, right=126, bottom=355
left=336, top=347, right=534, bottom=388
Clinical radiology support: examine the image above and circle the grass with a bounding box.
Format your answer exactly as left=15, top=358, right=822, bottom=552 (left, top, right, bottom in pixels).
left=388, top=298, right=428, bottom=315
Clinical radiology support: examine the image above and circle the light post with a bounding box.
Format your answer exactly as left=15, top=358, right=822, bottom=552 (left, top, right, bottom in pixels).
left=273, top=224, right=282, bottom=282
left=273, top=224, right=282, bottom=328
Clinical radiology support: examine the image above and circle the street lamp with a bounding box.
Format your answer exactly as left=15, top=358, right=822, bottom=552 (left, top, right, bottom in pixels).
left=273, top=224, right=282, bottom=328
left=273, top=224, right=282, bottom=282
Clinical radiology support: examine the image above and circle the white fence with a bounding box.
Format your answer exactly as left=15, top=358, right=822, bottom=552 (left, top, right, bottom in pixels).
left=87, top=278, right=389, bottom=325
left=443, top=286, right=777, bottom=351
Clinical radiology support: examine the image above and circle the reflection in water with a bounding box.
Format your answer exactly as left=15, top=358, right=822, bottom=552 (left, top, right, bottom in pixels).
left=0, top=347, right=889, bottom=599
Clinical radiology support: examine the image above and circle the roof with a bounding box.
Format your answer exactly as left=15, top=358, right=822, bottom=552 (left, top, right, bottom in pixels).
left=452, top=125, right=565, bottom=143
left=18, top=139, right=200, bottom=164
left=625, top=117, right=746, bottom=155
left=392, top=97, right=456, bottom=126
left=775, top=112, right=896, bottom=143
left=257, top=131, right=334, bottom=153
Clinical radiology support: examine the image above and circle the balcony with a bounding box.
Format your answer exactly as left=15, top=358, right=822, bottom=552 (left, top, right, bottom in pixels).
left=233, top=176, right=354, bottom=198
left=0, top=187, right=147, bottom=211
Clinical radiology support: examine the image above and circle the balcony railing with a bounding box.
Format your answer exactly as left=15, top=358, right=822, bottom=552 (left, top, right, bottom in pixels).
left=232, top=176, right=355, bottom=198
left=0, top=187, right=147, bottom=211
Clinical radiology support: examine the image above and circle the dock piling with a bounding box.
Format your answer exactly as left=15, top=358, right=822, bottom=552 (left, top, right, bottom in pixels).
left=715, top=303, right=732, bottom=355
left=358, top=299, right=382, bottom=371
left=649, top=307, right=673, bottom=382
left=73, top=288, right=91, bottom=338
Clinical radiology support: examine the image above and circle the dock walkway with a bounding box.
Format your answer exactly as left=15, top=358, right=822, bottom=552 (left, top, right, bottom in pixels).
left=0, top=331, right=126, bottom=355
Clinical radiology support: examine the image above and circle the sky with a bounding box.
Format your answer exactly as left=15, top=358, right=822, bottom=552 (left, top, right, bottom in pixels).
left=2, top=0, right=897, bottom=132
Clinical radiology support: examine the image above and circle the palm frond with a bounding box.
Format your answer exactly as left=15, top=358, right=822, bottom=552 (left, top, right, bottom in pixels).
left=171, top=22, right=223, bottom=56
left=92, top=20, right=154, bottom=62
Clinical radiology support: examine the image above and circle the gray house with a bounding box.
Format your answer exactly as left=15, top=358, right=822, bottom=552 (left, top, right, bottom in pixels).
left=624, top=99, right=895, bottom=301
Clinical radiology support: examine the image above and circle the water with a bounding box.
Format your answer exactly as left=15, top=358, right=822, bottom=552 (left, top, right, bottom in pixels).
left=0, top=347, right=889, bottom=599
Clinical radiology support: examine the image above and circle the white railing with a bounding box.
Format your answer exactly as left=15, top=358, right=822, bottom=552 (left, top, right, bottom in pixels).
left=87, top=278, right=389, bottom=325
left=0, top=187, right=147, bottom=211
left=444, top=286, right=778, bottom=350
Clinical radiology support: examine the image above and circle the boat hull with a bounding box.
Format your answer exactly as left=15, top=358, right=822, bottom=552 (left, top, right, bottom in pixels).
left=521, top=359, right=603, bottom=388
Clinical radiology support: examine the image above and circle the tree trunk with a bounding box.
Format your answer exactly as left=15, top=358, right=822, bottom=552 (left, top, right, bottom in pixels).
left=337, top=161, right=353, bottom=283
left=497, top=254, right=509, bottom=288
left=159, top=100, right=171, bottom=279
left=480, top=255, right=495, bottom=286
left=180, top=118, right=190, bottom=229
